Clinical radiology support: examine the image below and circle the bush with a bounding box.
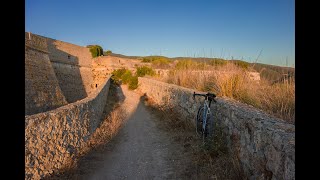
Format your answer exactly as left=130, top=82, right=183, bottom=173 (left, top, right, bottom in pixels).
left=136, top=66, right=156, bottom=77
left=128, top=75, right=138, bottom=90
left=110, top=68, right=139, bottom=90
left=88, top=45, right=104, bottom=58
left=105, top=50, right=112, bottom=56
left=121, top=70, right=133, bottom=84
left=111, top=68, right=127, bottom=84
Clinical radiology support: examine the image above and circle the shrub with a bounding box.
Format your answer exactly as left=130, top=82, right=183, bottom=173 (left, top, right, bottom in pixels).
left=121, top=70, right=133, bottom=84
left=88, top=45, right=104, bottom=58
left=111, top=68, right=127, bottom=84
left=105, top=50, right=112, bottom=56
left=136, top=66, right=156, bottom=77
left=110, top=69, right=139, bottom=90
left=128, top=75, right=138, bottom=90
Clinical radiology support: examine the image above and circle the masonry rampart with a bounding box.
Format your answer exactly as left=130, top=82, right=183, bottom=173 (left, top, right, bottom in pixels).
left=25, top=76, right=111, bottom=179
left=25, top=33, right=68, bottom=115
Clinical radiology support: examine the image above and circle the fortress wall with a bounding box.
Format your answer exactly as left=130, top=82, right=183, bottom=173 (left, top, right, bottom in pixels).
left=25, top=76, right=111, bottom=180
left=33, top=34, right=94, bottom=102
left=51, top=62, right=94, bottom=102
left=138, top=77, right=295, bottom=180
left=25, top=33, right=68, bottom=115
left=46, top=38, right=92, bottom=67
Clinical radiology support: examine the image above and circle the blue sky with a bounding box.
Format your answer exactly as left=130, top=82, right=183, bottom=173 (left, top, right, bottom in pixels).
left=25, top=0, right=295, bottom=67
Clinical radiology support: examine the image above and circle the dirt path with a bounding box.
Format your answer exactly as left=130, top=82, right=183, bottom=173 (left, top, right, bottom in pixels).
left=77, top=85, right=192, bottom=179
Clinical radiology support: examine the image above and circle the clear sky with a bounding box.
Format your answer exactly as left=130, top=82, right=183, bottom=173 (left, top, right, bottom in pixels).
left=25, top=0, right=295, bottom=67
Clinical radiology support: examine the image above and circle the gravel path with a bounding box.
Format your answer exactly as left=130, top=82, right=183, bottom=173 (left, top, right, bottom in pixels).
left=79, top=85, right=188, bottom=180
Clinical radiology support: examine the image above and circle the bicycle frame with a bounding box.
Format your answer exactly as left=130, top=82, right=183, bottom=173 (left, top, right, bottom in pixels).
left=193, top=91, right=216, bottom=141
left=202, top=99, right=211, bottom=132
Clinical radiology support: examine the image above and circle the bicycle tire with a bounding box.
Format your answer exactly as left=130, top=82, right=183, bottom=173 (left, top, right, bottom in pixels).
left=204, top=112, right=214, bottom=138
left=196, top=105, right=204, bottom=135
left=196, top=105, right=214, bottom=138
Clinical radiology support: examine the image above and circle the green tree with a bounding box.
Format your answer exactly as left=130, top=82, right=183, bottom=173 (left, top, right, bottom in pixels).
left=105, top=50, right=112, bottom=56
left=87, top=45, right=104, bottom=58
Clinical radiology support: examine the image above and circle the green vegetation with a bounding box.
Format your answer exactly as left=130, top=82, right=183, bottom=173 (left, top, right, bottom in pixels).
left=121, top=70, right=133, bottom=84
left=111, top=68, right=139, bottom=90
left=110, top=68, right=127, bottom=84
left=128, top=75, right=138, bottom=90
left=105, top=50, right=112, bottom=56
left=141, top=56, right=172, bottom=69
left=111, top=66, right=157, bottom=90
left=136, top=66, right=156, bottom=77
left=87, top=45, right=103, bottom=58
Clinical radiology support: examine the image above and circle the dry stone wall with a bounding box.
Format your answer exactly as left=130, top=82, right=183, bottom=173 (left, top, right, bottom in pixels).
left=138, top=77, right=295, bottom=180
left=25, top=76, right=111, bottom=179
left=25, top=33, right=68, bottom=115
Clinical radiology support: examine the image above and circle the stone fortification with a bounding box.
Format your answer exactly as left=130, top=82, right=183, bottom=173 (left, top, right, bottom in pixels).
left=25, top=32, right=68, bottom=115
left=25, top=76, right=111, bottom=179
left=46, top=36, right=94, bottom=102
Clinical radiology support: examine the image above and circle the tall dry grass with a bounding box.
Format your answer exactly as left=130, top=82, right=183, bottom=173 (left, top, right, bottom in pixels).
left=158, top=62, right=295, bottom=123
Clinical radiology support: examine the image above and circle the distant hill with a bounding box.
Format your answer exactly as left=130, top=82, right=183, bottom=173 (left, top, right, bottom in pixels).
left=104, top=52, right=142, bottom=59
left=106, top=53, right=294, bottom=82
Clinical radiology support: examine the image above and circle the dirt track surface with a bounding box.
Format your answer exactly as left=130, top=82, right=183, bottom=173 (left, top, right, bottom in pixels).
left=77, top=85, right=192, bottom=179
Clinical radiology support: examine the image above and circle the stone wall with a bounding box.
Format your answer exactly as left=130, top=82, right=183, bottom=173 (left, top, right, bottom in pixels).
left=25, top=33, right=68, bottom=115
left=25, top=76, right=111, bottom=180
left=25, top=32, right=48, bottom=52
left=138, top=77, right=295, bottom=180
left=44, top=34, right=94, bottom=102
left=51, top=62, right=93, bottom=103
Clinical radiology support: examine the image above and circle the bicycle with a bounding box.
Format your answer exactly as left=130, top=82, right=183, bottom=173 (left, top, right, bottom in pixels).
left=193, top=92, right=217, bottom=142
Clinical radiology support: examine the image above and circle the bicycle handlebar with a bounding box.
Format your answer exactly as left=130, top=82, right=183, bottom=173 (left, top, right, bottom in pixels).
left=193, top=92, right=217, bottom=103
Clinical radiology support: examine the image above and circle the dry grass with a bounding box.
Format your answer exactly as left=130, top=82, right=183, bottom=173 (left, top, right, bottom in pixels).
left=144, top=96, right=244, bottom=180
left=156, top=62, right=295, bottom=123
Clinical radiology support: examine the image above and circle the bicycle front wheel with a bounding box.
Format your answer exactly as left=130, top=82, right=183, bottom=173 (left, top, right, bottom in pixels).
left=196, top=105, right=204, bottom=136
left=196, top=105, right=214, bottom=139
left=204, top=112, right=214, bottom=138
